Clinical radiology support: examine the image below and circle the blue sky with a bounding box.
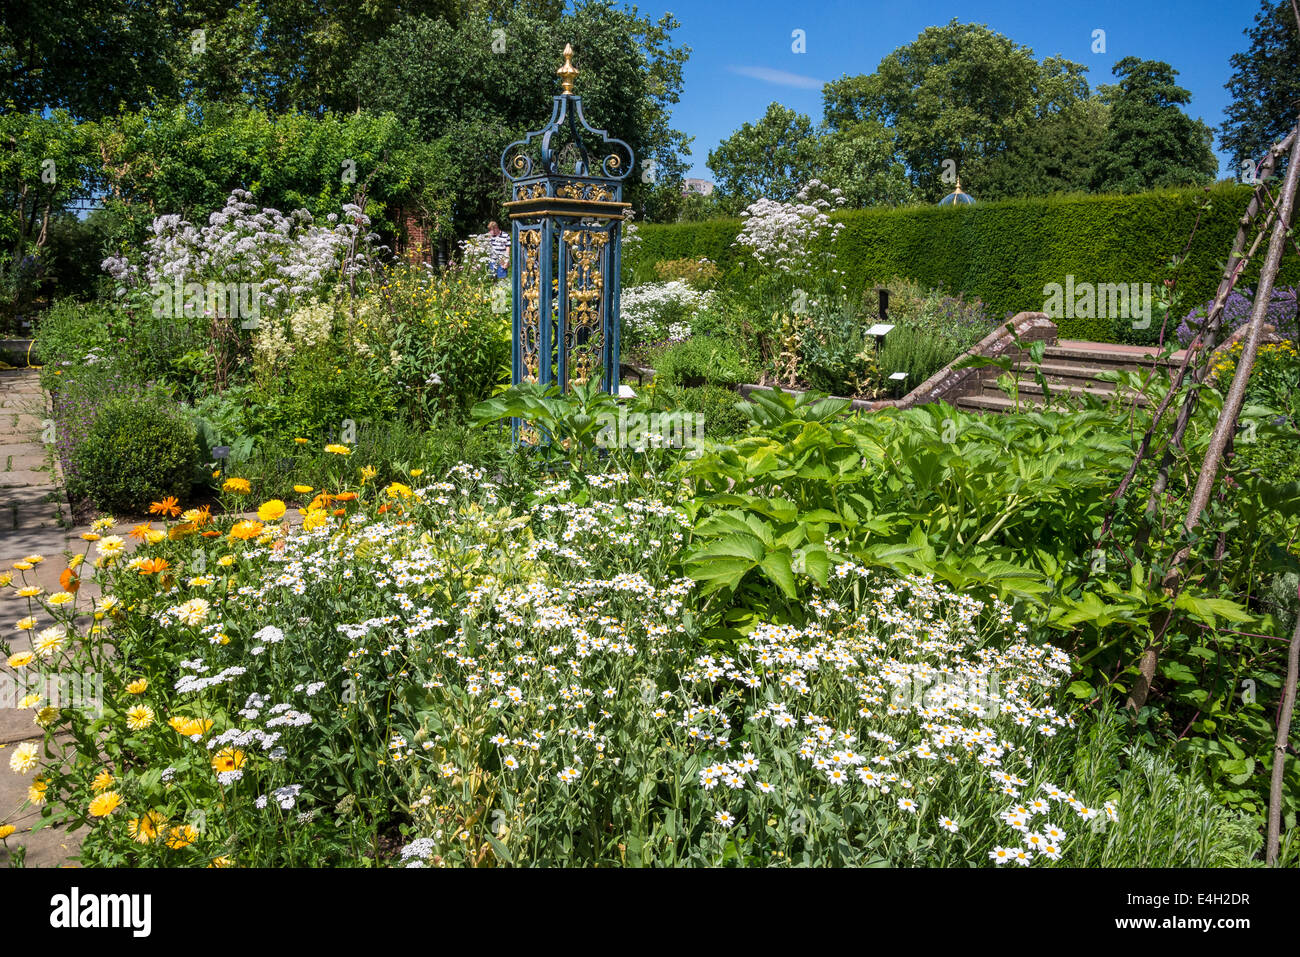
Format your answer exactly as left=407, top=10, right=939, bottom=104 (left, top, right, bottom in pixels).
left=633, top=0, right=1264, bottom=182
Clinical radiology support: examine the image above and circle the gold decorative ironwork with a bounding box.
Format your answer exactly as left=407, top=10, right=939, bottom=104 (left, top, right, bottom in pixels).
left=519, top=229, right=543, bottom=383
left=562, top=228, right=609, bottom=387
left=557, top=43, right=578, bottom=95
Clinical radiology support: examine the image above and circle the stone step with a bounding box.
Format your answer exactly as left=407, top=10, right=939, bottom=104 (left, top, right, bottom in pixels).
left=1041, top=344, right=1174, bottom=372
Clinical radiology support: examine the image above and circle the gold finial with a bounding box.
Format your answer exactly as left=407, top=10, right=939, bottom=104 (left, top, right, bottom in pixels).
left=557, top=43, right=578, bottom=95
left=953, top=177, right=964, bottom=194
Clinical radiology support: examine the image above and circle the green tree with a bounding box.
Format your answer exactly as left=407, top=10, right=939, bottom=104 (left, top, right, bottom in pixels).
left=974, top=97, right=1109, bottom=200
left=1092, top=57, right=1218, bottom=194
left=348, top=1, right=692, bottom=228
left=707, top=103, right=822, bottom=208
left=822, top=20, right=1073, bottom=199
left=819, top=120, right=917, bottom=208
left=1221, top=0, right=1300, bottom=175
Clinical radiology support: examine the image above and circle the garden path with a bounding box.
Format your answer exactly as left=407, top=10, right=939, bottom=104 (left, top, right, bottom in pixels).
left=0, top=367, right=86, bottom=866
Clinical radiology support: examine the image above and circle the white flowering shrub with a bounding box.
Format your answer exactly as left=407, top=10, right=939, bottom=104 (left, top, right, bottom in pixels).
left=620, top=280, right=712, bottom=348
left=0, top=456, right=1147, bottom=868
left=101, top=188, right=379, bottom=320
left=733, top=179, right=846, bottom=275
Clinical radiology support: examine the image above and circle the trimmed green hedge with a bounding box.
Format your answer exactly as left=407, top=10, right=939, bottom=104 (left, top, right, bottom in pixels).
left=628, top=185, right=1300, bottom=342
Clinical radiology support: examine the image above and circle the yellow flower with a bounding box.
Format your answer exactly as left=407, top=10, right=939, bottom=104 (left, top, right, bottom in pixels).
left=164, top=824, right=198, bottom=849
left=8, top=742, right=39, bottom=774
left=14, top=616, right=35, bottom=631
left=7, top=651, right=34, bottom=668
left=88, top=791, right=122, bottom=817
left=27, top=777, right=48, bottom=804
left=47, top=591, right=74, bottom=606
left=126, top=678, right=149, bottom=694
left=23, top=555, right=43, bottom=565
left=222, top=477, right=252, bottom=495
left=126, top=705, right=155, bottom=730
left=96, top=535, right=126, bottom=559
left=385, top=482, right=413, bottom=500
left=217, top=555, right=235, bottom=567
left=0, top=824, right=15, bottom=840
left=257, top=499, right=287, bottom=522
left=409, top=469, right=424, bottom=478
left=91, top=770, right=114, bottom=792
left=16, top=585, right=42, bottom=598
left=229, top=520, right=265, bottom=540
left=294, top=437, right=309, bottom=445
left=19, top=693, right=40, bottom=708
left=208, top=856, right=235, bottom=868
left=68, top=554, right=84, bottom=570
left=34, top=706, right=59, bottom=728
left=324, top=444, right=351, bottom=456
left=293, top=485, right=314, bottom=494
left=211, top=748, right=245, bottom=774
left=360, top=465, right=377, bottom=483
left=302, top=508, right=331, bottom=532
left=81, top=532, right=101, bottom=542
left=169, top=716, right=214, bottom=737
left=145, top=529, right=166, bottom=545
left=128, top=810, right=166, bottom=844
left=12, top=562, right=31, bottom=571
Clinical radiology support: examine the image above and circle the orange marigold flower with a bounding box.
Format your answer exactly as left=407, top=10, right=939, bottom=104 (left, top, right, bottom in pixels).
left=128, top=521, right=154, bottom=541
left=149, top=496, right=181, bottom=518
left=229, top=520, right=264, bottom=540
left=59, top=567, right=80, bottom=594
left=333, top=492, right=357, bottom=503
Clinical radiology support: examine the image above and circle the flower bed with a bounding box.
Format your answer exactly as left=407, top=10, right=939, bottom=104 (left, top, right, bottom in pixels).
left=3, top=457, right=1126, bottom=867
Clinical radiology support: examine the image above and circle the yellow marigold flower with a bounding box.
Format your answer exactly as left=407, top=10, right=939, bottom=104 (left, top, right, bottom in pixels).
left=211, top=748, right=245, bottom=774
left=7, top=651, right=34, bottom=668
left=222, top=477, right=252, bottom=494
left=68, top=553, right=84, bottom=569
left=293, top=437, right=309, bottom=444
left=257, top=499, right=286, bottom=522
left=16, top=585, right=42, bottom=598
left=11, top=562, right=32, bottom=571
left=208, top=856, right=235, bottom=868
left=34, top=626, right=65, bottom=657
left=164, top=824, right=198, bottom=849
left=19, top=693, right=41, bottom=708
left=47, top=591, right=74, bottom=606
left=126, top=705, right=155, bottom=730
left=229, top=520, right=265, bottom=540
left=14, top=616, right=36, bottom=631
left=34, top=706, right=59, bottom=728
left=293, top=485, right=314, bottom=494
left=0, top=572, right=11, bottom=586
left=302, top=508, right=330, bottom=532
left=409, top=469, right=424, bottom=478
left=27, top=777, right=48, bottom=804
left=217, top=555, right=235, bottom=567
left=88, top=791, right=122, bottom=817
left=81, top=532, right=101, bottom=542
left=126, top=678, right=149, bottom=694
left=91, top=770, right=114, bottom=792
left=91, top=517, right=116, bottom=532
left=0, top=824, right=15, bottom=840
left=96, top=535, right=126, bottom=559
left=360, top=465, right=377, bottom=483
left=8, top=742, right=39, bottom=774
left=145, top=529, right=166, bottom=545
left=129, top=810, right=166, bottom=844
left=23, top=555, right=43, bottom=565
left=169, top=716, right=213, bottom=737
left=324, top=444, right=351, bottom=456
left=385, top=482, right=413, bottom=499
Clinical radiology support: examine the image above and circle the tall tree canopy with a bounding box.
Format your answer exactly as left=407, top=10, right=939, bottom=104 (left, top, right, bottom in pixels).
left=1221, top=0, right=1300, bottom=173
left=706, top=103, right=822, bottom=208
left=1092, top=57, right=1218, bottom=193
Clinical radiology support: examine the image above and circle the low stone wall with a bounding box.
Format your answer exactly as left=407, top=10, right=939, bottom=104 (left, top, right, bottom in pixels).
left=737, top=311, right=1059, bottom=412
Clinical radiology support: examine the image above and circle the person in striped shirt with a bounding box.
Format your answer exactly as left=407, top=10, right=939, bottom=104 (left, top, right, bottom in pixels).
left=488, top=221, right=509, bottom=279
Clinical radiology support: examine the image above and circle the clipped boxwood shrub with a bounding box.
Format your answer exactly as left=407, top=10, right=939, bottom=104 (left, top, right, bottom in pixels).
left=627, top=185, right=1300, bottom=342
left=72, top=397, right=199, bottom=513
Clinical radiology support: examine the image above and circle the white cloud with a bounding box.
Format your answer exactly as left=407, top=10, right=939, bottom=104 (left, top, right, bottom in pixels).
left=727, top=65, right=824, bottom=90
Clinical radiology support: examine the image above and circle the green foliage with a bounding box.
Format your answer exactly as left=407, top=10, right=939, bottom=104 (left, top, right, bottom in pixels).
left=822, top=20, right=1093, bottom=200
left=32, top=299, right=113, bottom=371
left=1220, top=0, right=1300, bottom=174
left=627, top=185, right=1300, bottom=336
left=707, top=103, right=823, bottom=209
left=1092, top=58, right=1218, bottom=193
left=72, top=396, right=199, bottom=513
left=653, top=336, right=755, bottom=389
left=676, top=385, right=751, bottom=439
left=251, top=343, right=398, bottom=444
